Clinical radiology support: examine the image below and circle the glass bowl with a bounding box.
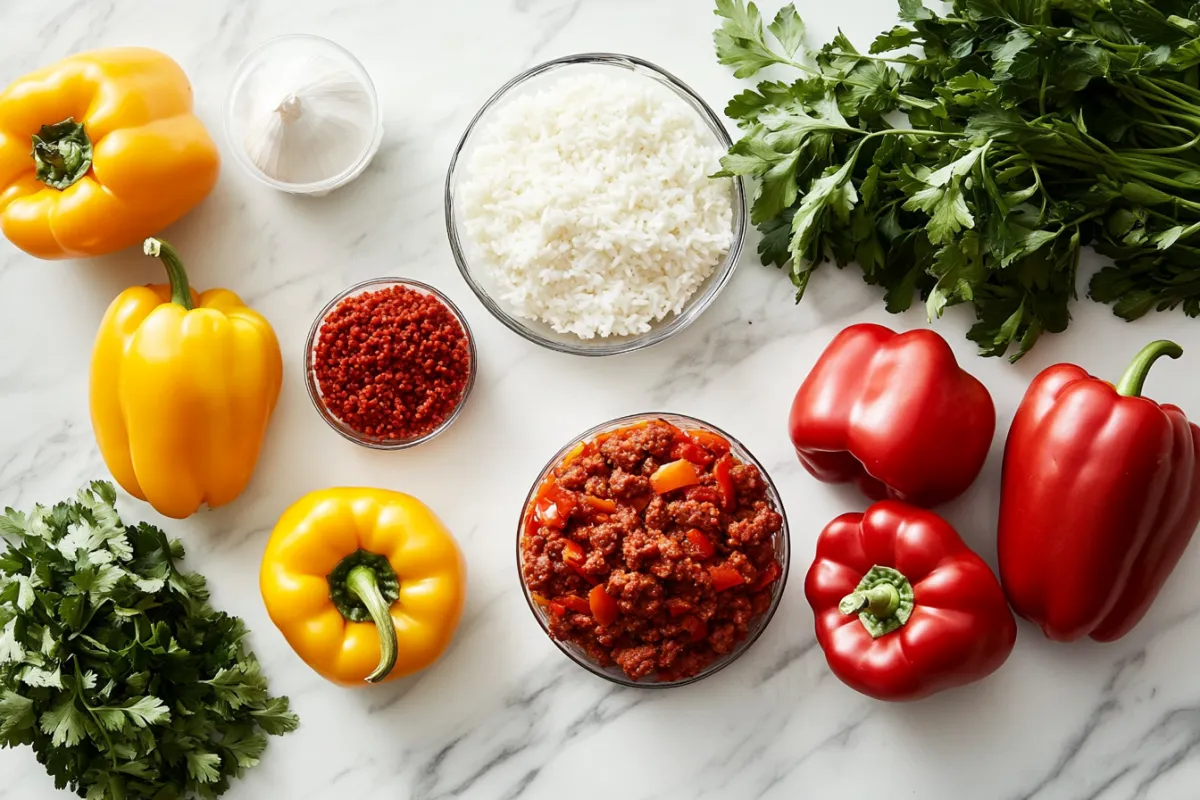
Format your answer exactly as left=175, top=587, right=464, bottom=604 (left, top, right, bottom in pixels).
left=516, top=413, right=790, bottom=688
left=225, top=34, right=384, bottom=196
left=304, top=278, right=478, bottom=450
left=445, top=53, right=747, bottom=357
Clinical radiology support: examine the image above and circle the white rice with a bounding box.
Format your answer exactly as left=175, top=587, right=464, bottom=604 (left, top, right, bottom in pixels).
left=459, top=72, right=735, bottom=339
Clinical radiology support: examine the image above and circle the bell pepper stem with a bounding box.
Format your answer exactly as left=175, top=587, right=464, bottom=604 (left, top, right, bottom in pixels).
left=345, top=565, right=399, bottom=684
left=1115, top=340, right=1183, bottom=397
left=32, top=117, right=93, bottom=190
left=839, top=583, right=901, bottom=619
left=143, top=238, right=194, bottom=310
left=840, top=565, right=914, bottom=639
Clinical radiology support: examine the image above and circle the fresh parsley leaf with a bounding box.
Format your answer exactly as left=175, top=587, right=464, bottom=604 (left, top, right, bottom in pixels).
left=186, top=751, right=223, bottom=784
left=0, top=690, right=35, bottom=738
left=768, top=6, right=806, bottom=58
left=899, top=0, right=934, bottom=23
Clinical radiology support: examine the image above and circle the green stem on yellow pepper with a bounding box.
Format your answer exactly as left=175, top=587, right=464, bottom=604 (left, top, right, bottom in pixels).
left=143, top=238, right=194, bottom=310
left=345, top=565, right=399, bottom=684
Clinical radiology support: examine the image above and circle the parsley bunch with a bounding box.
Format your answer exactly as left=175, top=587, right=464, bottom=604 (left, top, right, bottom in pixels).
left=0, top=482, right=298, bottom=799
left=716, top=0, right=1200, bottom=359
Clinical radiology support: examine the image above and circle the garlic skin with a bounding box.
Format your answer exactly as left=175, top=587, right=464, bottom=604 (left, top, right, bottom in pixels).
left=227, top=36, right=382, bottom=195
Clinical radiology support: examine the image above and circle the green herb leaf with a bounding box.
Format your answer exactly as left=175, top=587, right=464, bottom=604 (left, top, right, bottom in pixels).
left=768, top=5, right=806, bottom=58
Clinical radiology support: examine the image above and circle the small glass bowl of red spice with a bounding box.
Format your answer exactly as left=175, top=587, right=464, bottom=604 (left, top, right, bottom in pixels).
left=517, top=413, right=790, bottom=688
left=304, top=278, right=477, bottom=449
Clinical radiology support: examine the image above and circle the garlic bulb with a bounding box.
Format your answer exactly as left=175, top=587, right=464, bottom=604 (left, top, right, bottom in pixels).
left=227, top=36, right=382, bottom=194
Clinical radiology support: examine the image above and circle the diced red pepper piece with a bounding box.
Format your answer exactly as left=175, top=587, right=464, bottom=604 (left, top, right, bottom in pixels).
left=560, top=540, right=598, bottom=584
left=582, top=495, right=617, bottom=514
left=685, top=529, right=716, bottom=560
left=752, top=561, right=781, bottom=591
left=562, top=539, right=584, bottom=565
left=670, top=433, right=715, bottom=467
left=680, top=615, right=707, bottom=642
left=666, top=598, right=693, bottom=618
left=631, top=495, right=652, bottom=512
left=709, top=563, right=745, bottom=592
left=548, top=601, right=567, bottom=617
left=589, top=584, right=619, bottom=626
left=686, top=429, right=731, bottom=457
left=713, top=454, right=736, bottom=512
left=559, top=595, right=591, bottom=614
left=650, top=459, right=701, bottom=495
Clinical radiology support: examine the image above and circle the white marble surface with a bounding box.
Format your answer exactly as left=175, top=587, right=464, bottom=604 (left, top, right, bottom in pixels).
left=2, top=1, right=1200, bottom=798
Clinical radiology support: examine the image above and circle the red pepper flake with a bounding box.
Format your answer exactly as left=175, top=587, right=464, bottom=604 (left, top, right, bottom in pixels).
left=312, top=285, right=471, bottom=440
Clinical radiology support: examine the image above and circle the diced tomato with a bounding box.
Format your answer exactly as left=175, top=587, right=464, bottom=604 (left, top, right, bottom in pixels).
left=582, top=495, right=617, bottom=514
left=650, top=459, right=701, bottom=495
left=713, top=455, right=736, bottom=512
left=548, top=601, right=567, bottom=617
left=559, top=595, right=591, bottom=614
left=685, top=529, right=716, bottom=560
left=752, top=561, right=782, bottom=592
left=709, top=563, right=745, bottom=592
left=666, top=598, right=693, bottom=618
left=686, top=429, right=731, bottom=456
left=589, top=584, right=619, bottom=626
left=681, top=615, right=707, bottom=642
left=670, top=434, right=715, bottom=467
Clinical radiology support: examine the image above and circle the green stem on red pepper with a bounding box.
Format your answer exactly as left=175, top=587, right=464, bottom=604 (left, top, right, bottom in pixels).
left=1115, top=340, right=1183, bottom=398
left=838, top=565, right=914, bottom=639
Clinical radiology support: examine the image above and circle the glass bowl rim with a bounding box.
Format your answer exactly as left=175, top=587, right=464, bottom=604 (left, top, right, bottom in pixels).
left=303, top=277, right=479, bottom=450
left=224, top=33, right=384, bottom=194
left=515, top=411, right=791, bottom=688
left=444, top=52, right=748, bottom=357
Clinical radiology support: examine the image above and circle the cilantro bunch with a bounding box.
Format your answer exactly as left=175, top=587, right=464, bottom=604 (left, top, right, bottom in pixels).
left=715, top=0, right=1200, bottom=359
left=0, top=482, right=298, bottom=799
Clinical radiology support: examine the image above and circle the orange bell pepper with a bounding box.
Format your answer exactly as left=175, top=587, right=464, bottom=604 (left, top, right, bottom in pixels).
left=0, top=48, right=219, bottom=259
left=649, top=459, right=701, bottom=494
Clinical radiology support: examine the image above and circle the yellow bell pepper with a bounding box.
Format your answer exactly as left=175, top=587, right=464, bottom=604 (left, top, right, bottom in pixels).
left=260, top=488, right=467, bottom=686
left=90, top=238, right=282, bottom=519
left=0, top=48, right=220, bottom=259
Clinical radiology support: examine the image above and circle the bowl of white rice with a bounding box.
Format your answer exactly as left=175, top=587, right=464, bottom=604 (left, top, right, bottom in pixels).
left=445, top=53, right=746, bottom=356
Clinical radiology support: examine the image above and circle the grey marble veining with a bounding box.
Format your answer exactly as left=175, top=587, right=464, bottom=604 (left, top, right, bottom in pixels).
left=2, top=1, right=1200, bottom=798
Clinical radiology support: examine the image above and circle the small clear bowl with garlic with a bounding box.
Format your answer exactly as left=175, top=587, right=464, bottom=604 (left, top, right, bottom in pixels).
left=225, top=34, right=383, bottom=196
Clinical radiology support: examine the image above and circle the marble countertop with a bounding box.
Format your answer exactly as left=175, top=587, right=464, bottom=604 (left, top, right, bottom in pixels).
left=2, top=1, right=1200, bottom=798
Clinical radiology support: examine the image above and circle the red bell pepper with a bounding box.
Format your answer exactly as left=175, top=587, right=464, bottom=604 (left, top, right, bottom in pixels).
left=998, top=340, right=1200, bottom=642
left=712, top=454, right=736, bottom=511
left=788, top=323, right=995, bottom=507
left=805, top=501, right=1016, bottom=701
